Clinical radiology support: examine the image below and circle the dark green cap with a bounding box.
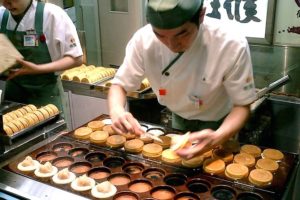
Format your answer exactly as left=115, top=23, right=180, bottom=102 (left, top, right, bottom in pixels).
left=146, top=0, right=203, bottom=29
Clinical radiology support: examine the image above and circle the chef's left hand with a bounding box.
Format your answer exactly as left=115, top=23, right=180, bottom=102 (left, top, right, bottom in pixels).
left=7, top=58, right=43, bottom=80
left=176, top=129, right=222, bottom=159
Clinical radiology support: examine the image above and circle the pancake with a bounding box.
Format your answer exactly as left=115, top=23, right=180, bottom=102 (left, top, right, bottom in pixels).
left=212, top=148, right=234, bottom=163
left=225, top=163, right=249, bottom=180
left=240, top=144, right=262, bottom=158
left=124, top=139, right=144, bottom=153
left=90, top=131, right=109, bottom=144
left=52, top=168, right=76, bottom=184
left=161, top=149, right=181, bottom=164
left=43, top=106, right=55, bottom=116
left=17, top=156, right=40, bottom=172
left=103, top=125, right=117, bottom=135
left=106, top=135, right=126, bottom=148
left=119, top=132, right=136, bottom=140
left=87, top=120, right=105, bottom=131
left=91, top=181, right=117, bottom=199
left=142, top=143, right=163, bottom=158
left=170, top=132, right=190, bottom=151
left=10, top=119, right=25, bottom=131
left=26, top=112, right=41, bottom=124
left=46, top=104, right=59, bottom=115
left=154, top=136, right=172, bottom=149
left=203, top=158, right=225, bottom=174
left=140, top=134, right=154, bottom=144
left=256, top=158, right=279, bottom=173
left=71, top=174, right=96, bottom=192
left=37, top=108, right=50, bottom=119
left=233, top=153, right=256, bottom=167
left=3, top=124, right=14, bottom=136
left=249, top=169, right=273, bottom=186
left=74, top=127, right=93, bottom=140
left=16, top=117, right=29, bottom=128
left=182, top=154, right=204, bottom=168
left=262, top=148, right=284, bottom=161
left=6, top=122, right=19, bottom=133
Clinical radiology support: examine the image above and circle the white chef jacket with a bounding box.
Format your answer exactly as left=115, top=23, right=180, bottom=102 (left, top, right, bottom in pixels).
left=112, top=22, right=257, bottom=121
left=0, top=0, right=82, bottom=62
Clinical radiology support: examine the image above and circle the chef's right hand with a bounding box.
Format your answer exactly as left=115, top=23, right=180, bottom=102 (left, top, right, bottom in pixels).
left=110, top=108, right=144, bottom=136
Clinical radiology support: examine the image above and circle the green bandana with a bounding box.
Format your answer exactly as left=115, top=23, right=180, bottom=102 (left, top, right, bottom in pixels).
left=146, top=0, right=203, bottom=29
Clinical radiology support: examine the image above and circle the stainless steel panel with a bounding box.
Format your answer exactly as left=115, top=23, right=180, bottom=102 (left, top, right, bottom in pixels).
left=250, top=45, right=300, bottom=97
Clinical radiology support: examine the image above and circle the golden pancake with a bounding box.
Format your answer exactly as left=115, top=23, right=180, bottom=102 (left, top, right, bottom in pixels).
left=202, top=149, right=213, bottom=158
left=38, top=108, right=50, bottom=119
left=154, top=135, right=172, bottom=149
left=74, top=127, right=93, bottom=140
left=28, top=104, right=37, bottom=111
left=262, top=149, right=284, bottom=161
left=23, top=105, right=34, bottom=113
left=225, top=163, right=249, bottom=180
left=256, top=158, right=279, bottom=173
left=46, top=104, right=59, bottom=115
left=32, top=110, right=45, bottom=122
left=90, top=131, right=109, bottom=144
left=233, top=153, right=256, bottom=167
left=102, top=125, right=117, bottom=135
left=3, top=114, right=13, bottom=123
left=12, top=110, right=23, bottom=118
left=106, top=135, right=126, bottom=148
left=6, top=112, right=18, bottom=120
left=240, top=144, right=261, bottom=158
left=212, top=148, right=234, bottom=163
left=249, top=169, right=273, bottom=186
left=161, top=149, right=181, bottom=164
left=87, top=120, right=105, bottom=131
left=142, top=143, right=163, bottom=158
left=119, top=132, right=136, bottom=140
left=203, top=158, right=225, bottom=174
left=17, top=107, right=28, bottom=115
left=3, top=124, right=14, bottom=136
left=23, top=115, right=36, bottom=126
left=182, top=154, right=204, bottom=168
left=6, top=122, right=19, bottom=133
left=124, top=139, right=144, bottom=153
left=10, top=119, right=25, bottom=131
left=16, top=117, right=29, bottom=128
left=43, top=106, right=55, bottom=117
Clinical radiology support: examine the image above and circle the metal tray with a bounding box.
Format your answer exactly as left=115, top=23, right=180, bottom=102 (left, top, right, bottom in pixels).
left=0, top=113, right=60, bottom=145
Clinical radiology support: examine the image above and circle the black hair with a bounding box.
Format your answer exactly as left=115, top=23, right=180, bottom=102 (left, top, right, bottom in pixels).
left=189, top=3, right=203, bottom=28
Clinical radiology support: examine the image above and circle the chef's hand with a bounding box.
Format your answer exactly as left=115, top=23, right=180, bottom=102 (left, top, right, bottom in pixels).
left=110, top=108, right=144, bottom=136
left=176, top=129, right=222, bottom=159
left=7, top=58, right=44, bottom=80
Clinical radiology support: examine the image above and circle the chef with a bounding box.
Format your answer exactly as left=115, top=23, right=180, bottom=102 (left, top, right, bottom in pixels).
left=0, top=0, right=83, bottom=113
left=108, top=0, right=257, bottom=158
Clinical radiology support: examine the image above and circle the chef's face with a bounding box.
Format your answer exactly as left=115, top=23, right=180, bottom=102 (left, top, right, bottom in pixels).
left=1, top=0, right=31, bottom=15
left=152, top=22, right=199, bottom=53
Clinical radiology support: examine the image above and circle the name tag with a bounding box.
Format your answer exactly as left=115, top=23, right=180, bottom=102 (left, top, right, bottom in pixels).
left=24, top=35, right=37, bottom=47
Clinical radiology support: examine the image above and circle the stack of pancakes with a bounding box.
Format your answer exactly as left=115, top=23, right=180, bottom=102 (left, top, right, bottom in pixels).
left=3, top=104, right=59, bottom=136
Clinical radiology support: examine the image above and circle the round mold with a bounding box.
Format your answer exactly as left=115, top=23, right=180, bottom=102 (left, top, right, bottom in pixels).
left=164, top=173, right=187, bottom=187
left=237, top=192, right=264, bottom=200
left=174, top=192, right=200, bottom=200
left=211, top=185, right=236, bottom=200
left=142, top=167, right=166, bottom=181
left=68, top=147, right=89, bottom=158
left=52, top=156, right=74, bottom=168
left=122, top=162, right=145, bottom=175
left=128, top=179, right=153, bottom=193
left=103, top=156, right=125, bottom=168
left=52, top=142, right=73, bottom=152
left=108, top=172, right=131, bottom=186
left=36, top=151, right=58, bottom=163
left=87, top=167, right=111, bottom=181
left=186, top=178, right=211, bottom=193
left=150, top=185, right=176, bottom=200
left=85, top=151, right=106, bottom=163
left=69, top=161, right=92, bottom=175
left=113, top=191, right=139, bottom=200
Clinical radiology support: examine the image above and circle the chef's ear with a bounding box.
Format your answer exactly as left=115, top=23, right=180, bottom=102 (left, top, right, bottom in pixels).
left=200, top=7, right=206, bottom=23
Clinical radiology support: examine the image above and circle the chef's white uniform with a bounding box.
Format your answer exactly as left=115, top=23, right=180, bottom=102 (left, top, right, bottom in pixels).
left=112, top=22, right=256, bottom=124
